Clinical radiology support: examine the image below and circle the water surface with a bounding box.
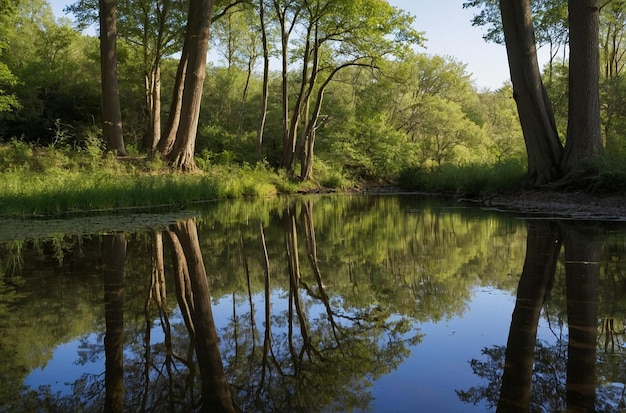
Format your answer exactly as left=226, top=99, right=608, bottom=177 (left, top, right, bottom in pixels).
left=1, top=194, right=625, bottom=412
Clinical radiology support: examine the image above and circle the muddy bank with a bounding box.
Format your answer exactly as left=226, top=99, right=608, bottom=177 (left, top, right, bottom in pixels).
left=351, top=183, right=626, bottom=220
left=469, top=190, right=626, bottom=221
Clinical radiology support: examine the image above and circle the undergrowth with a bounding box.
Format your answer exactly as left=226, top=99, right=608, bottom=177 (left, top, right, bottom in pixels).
left=0, top=139, right=352, bottom=216
left=397, top=160, right=527, bottom=195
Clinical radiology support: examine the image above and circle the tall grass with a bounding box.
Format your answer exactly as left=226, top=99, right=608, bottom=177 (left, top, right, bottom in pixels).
left=578, top=154, right=626, bottom=192
left=397, top=160, right=527, bottom=195
left=0, top=141, right=303, bottom=216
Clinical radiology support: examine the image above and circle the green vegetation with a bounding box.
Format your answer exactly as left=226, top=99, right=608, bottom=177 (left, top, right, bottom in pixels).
left=1, top=0, right=626, bottom=216
left=0, top=138, right=328, bottom=216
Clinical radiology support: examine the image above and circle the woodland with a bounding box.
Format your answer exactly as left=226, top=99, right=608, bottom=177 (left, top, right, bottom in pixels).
left=1, top=0, right=626, bottom=215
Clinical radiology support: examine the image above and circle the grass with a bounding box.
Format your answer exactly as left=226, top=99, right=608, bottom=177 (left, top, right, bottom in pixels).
left=3, top=138, right=625, bottom=217
left=0, top=141, right=329, bottom=217
left=396, top=159, right=528, bottom=195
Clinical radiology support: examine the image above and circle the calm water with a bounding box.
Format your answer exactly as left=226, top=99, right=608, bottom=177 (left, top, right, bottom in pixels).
left=1, top=194, right=626, bottom=412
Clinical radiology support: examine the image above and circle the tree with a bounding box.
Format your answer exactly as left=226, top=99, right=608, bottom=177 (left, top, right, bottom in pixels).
left=163, top=0, right=215, bottom=170
left=99, top=0, right=128, bottom=155
left=465, top=0, right=603, bottom=186
left=561, top=0, right=602, bottom=175
left=270, top=0, right=422, bottom=179
left=498, top=0, right=563, bottom=185
left=0, top=0, right=19, bottom=114
left=67, top=0, right=188, bottom=151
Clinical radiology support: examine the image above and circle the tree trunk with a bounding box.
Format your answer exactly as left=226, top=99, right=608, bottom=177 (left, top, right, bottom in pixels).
left=144, top=65, right=162, bottom=151
left=99, top=0, right=127, bottom=156
left=497, top=221, right=560, bottom=412
left=279, top=25, right=292, bottom=170
left=256, top=0, right=269, bottom=159
left=499, top=0, right=562, bottom=185
left=561, top=0, right=602, bottom=175
left=165, top=0, right=215, bottom=171
left=158, top=46, right=188, bottom=157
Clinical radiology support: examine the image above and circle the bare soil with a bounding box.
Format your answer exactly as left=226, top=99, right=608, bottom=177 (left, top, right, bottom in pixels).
left=353, top=183, right=626, bottom=221
left=476, top=190, right=626, bottom=221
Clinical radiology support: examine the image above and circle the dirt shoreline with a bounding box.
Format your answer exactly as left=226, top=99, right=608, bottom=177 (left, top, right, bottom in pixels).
left=472, top=190, right=626, bottom=221
left=355, top=185, right=626, bottom=220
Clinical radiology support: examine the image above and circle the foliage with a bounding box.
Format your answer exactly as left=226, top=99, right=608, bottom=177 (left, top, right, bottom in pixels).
left=1, top=0, right=625, bottom=197
left=397, top=159, right=527, bottom=195
left=0, top=143, right=302, bottom=216
left=577, top=153, right=626, bottom=193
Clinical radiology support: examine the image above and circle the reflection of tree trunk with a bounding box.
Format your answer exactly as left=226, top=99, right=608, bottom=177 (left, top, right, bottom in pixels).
left=283, top=207, right=319, bottom=367
left=301, top=201, right=342, bottom=347
left=103, top=234, right=127, bottom=413
left=562, top=223, right=600, bottom=413
left=497, top=221, right=560, bottom=413
left=167, top=228, right=196, bottom=338
left=257, top=223, right=272, bottom=399
left=283, top=208, right=302, bottom=359
left=143, top=231, right=175, bottom=410
left=170, top=219, right=238, bottom=412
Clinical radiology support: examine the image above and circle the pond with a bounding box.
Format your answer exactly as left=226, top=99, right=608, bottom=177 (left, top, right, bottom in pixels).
left=1, top=194, right=625, bottom=412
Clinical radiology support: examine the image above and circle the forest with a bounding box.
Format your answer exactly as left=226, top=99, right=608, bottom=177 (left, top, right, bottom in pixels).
left=1, top=0, right=626, bottom=215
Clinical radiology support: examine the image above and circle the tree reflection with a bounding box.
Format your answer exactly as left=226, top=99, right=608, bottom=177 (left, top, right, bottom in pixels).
left=457, top=220, right=615, bottom=412
left=167, top=219, right=239, bottom=412
left=498, top=220, right=560, bottom=412
left=220, top=201, right=420, bottom=412
left=103, top=233, right=126, bottom=413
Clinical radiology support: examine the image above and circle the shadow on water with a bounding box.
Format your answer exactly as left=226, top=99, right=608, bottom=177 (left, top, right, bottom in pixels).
left=1, top=195, right=626, bottom=412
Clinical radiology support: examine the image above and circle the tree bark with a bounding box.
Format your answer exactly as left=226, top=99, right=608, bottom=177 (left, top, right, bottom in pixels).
left=99, top=0, right=127, bottom=156
left=497, top=221, right=560, bottom=412
left=256, top=0, right=269, bottom=159
left=158, top=45, right=188, bottom=157
left=165, top=0, right=215, bottom=170
left=144, top=65, right=162, bottom=151
left=561, top=0, right=602, bottom=174
left=499, top=0, right=562, bottom=185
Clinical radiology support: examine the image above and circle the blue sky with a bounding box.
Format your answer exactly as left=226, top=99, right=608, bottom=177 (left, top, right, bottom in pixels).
left=49, top=0, right=549, bottom=90
left=389, top=0, right=512, bottom=90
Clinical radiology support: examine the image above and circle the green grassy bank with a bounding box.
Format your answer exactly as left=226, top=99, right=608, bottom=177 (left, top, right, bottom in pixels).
left=2, top=139, right=625, bottom=217
left=0, top=141, right=304, bottom=216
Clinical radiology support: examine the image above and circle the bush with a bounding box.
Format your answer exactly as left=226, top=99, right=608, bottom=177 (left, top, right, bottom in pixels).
left=579, top=154, right=626, bottom=192
left=397, top=160, right=526, bottom=195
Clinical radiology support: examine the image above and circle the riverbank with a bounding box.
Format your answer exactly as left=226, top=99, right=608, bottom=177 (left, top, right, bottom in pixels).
left=351, top=182, right=626, bottom=221
left=477, top=190, right=626, bottom=221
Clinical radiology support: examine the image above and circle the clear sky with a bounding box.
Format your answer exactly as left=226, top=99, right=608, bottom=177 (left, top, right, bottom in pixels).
left=48, top=0, right=547, bottom=91
left=388, top=0, right=512, bottom=90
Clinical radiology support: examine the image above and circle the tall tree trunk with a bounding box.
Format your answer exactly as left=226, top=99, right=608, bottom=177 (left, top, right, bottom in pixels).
left=256, top=0, right=269, bottom=159
left=497, top=221, right=560, bottom=412
left=561, top=0, right=602, bottom=175
left=99, top=0, right=127, bottom=156
left=279, top=25, right=291, bottom=170
left=103, top=233, right=126, bottom=413
left=158, top=46, right=188, bottom=157
left=499, top=0, right=562, bottom=186
left=165, top=0, right=215, bottom=171
left=144, top=65, right=162, bottom=151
